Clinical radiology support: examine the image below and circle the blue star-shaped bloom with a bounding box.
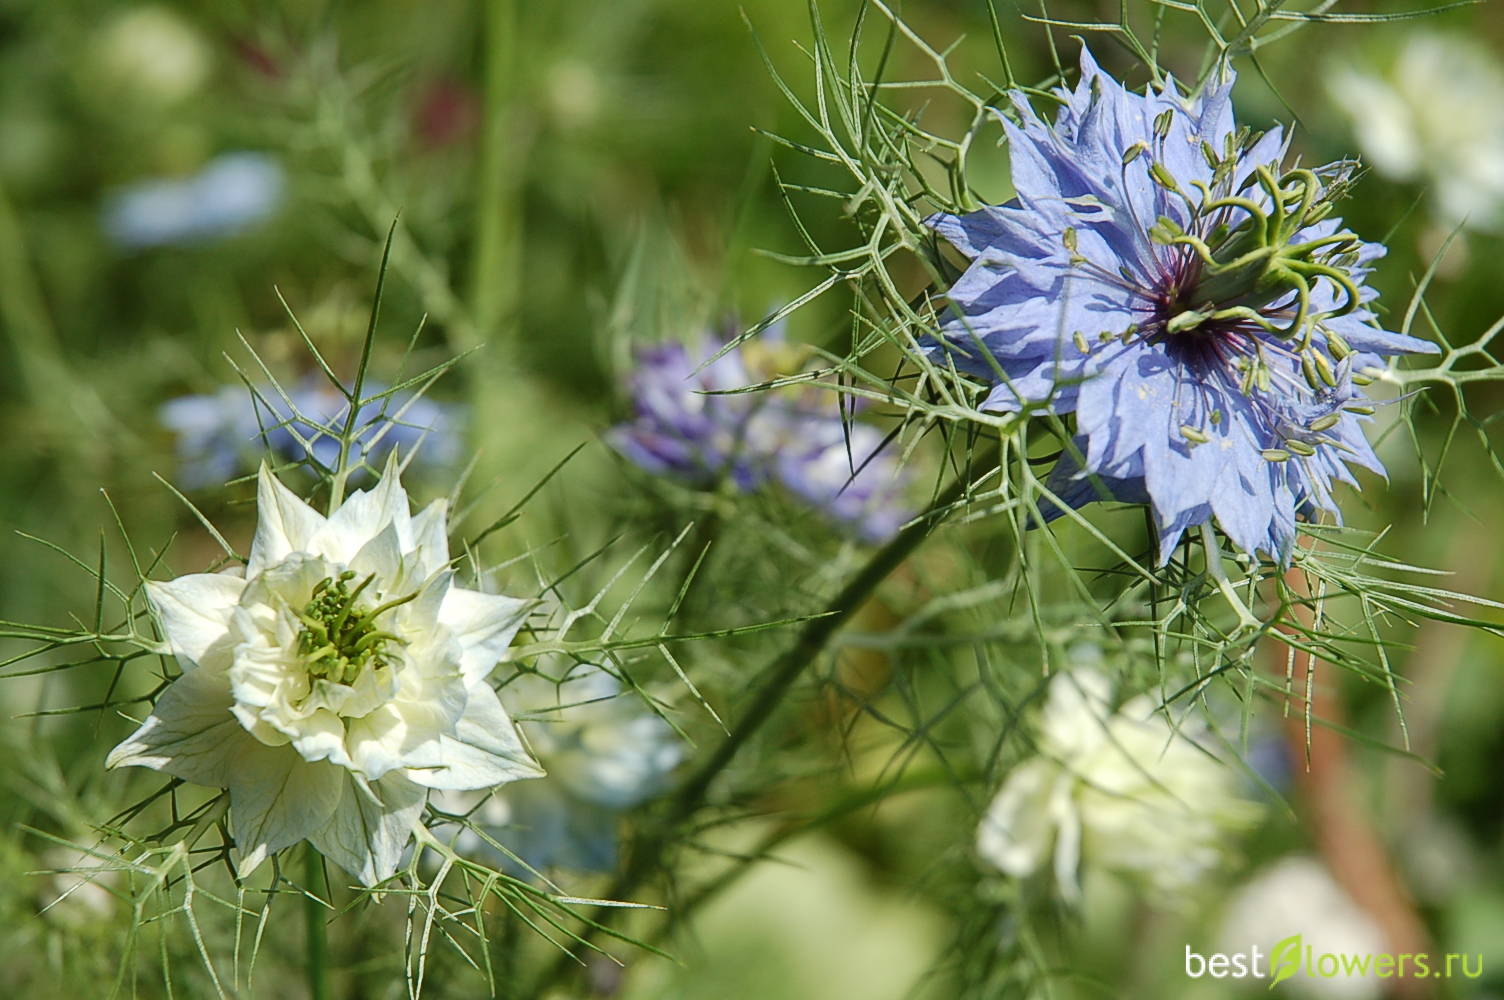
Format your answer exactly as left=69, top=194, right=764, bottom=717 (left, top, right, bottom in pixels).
left=927, top=48, right=1437, bottom=563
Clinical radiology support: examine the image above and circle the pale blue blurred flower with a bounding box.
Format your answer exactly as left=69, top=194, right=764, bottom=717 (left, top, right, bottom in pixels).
left=609, top=329, right=913, bottom=542
left=431, top=665, right=683, bottom=875
left=927, top=48, right=1437, bottom=563
left=160, top=375, right=462, bottom=488
left=104, top=152, right=284, bottom=248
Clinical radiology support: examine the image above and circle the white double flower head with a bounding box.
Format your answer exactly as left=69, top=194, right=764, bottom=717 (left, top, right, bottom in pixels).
left=978, top=669, right=1262, bottom=903
left=109, top=461, right=544, bottom=886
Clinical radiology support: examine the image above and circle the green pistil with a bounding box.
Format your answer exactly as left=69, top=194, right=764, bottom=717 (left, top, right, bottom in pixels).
left=295, top=571, right=417, bottom=686
left=1156, top=165, right=1363, bottom=342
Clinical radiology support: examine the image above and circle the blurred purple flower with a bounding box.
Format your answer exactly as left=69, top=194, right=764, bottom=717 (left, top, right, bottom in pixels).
left=160, top=375, right=461, bottom=488
left=104, top=152, right=284, bottom=248
left=608, top=330, right=912, bottom=542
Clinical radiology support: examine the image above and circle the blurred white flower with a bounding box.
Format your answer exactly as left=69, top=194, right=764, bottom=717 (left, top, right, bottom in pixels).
left=1327, top=34, right=1504, bottom=231
left=96, top=7, right=211, bottom=105
left=108, top=461, right=544, bottom=886
left=104, top=152, right=285, bottom=249
left=432, top=664, right=683, bottom=873
left=977, top=669, right=1263, bottom=902
left=1217, top=856, right=1386, bottom=999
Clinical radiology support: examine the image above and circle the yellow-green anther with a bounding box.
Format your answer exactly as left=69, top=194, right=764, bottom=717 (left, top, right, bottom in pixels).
left=1262, top=449, right=1291, bottom=462
left=1285, top=439, right=1317, bottom=457
left=1312, top=350, right=1337, bottom=387
left=1209, top=409, right=1223, bottom=425
left=1256, top=362, right=1272, bottom=393
left=1181, top=425, right=1209, bottom=444
left=1202, top=141, right=1219, bottom=169
left=1352, top=372, right=1374, bottom=386
left=1150, top=162, right=1180, bottom=192
left=1326, top=330, right=1351, bottom=360
left=1123, top=142, right=1148, bottom=166
left=1301, top=353, right=1321, bottom=390
left=1345, top=404, right=1376, bottom=415
left=1073, top=331, right=1090, bottom=354
left=1310, top=413, right=1342, bottom=432
left=1154, top=109, right=1174, bottom=138
left=297, top=573, right=414, bottom=686
left=1063, top=227, right=1078, bottom=252
left=1156, top=215, right=1184, bottom=237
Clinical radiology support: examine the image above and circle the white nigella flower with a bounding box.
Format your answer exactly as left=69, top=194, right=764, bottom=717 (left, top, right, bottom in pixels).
left=1327, top=34, right=1504, bottom=232
left=108, top=462, right=544, bottom=886
left=977, top=669, right=1262, bottom=902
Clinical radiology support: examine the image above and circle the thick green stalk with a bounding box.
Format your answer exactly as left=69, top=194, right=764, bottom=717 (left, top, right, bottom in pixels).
left=305, top=848, right=332, bottom=1000
left=528, top=441, right=1000, bottom=996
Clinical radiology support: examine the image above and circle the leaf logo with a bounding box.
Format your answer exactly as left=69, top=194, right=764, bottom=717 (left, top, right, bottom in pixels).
left=1269, top=933, right=1302, bottom=989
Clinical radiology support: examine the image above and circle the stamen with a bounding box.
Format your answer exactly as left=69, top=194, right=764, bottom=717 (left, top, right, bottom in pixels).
left=296, top=573, right=414, bottom=686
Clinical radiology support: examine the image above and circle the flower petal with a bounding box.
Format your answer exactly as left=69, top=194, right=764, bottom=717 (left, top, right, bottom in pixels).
left=977, top=758, right=1061, bottom=878
left=229, top=743, right=344, bottom=878
left=401, top=684, right=544, bottom=790
left=311, top=453, right=412, bottom=564
left=308, top=770, right=425, bottom=887
left=247, top=464, right=327, bottom=578
left=145, top=573, right=244, bottom=668
left=439, top=587, right=533, bottom=686
left=106, top=666, right=249, bottom=786
left=409, top=499, right=451, bottom=579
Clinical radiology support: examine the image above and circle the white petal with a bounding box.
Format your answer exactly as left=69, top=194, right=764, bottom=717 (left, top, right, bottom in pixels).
left=347, top=522, right=407, bottom=593
left=247, top=465, right=326, bottom=578
left=343, top=704, right=409, bottom=781
left=344, top=677, right=469, bottom=781
left=286, top=708, right=355, bottom=769
left=1039, top=669, right=1113, bottom=760
left=308, top=771, right=425, bottom=887
left=976, top=758, right=1060, bottom=878
left=401, top=684, right=544, bottom=790
left=229, top=742, right=344, bottom=879
left=409, top=499, right=451, bottom=578
left=1050, top=777, right=1084, bottom=904
left=439, top=587, right=533, bottom=686
left=145, top=573, right=244, bottom=669
left=312, top=455, right=411, bottom=564
left=106, top=667, right=249, bottom=787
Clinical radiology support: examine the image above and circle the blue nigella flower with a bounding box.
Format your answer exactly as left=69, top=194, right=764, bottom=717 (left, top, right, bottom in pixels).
left=160, top=375, right=462, bottom=488
left=927, top=49, right=1438, bottom=563
left=104, top=152, right=285, bottom=249
left=608, top=329, right=912, bottom=543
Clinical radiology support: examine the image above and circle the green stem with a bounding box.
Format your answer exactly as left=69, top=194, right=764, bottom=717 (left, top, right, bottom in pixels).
left=527, top=440, right=1000, bottom=997
left=1200, top=523, right=1262, bottom=636
left=305, top=848, right=332, bottom=1000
